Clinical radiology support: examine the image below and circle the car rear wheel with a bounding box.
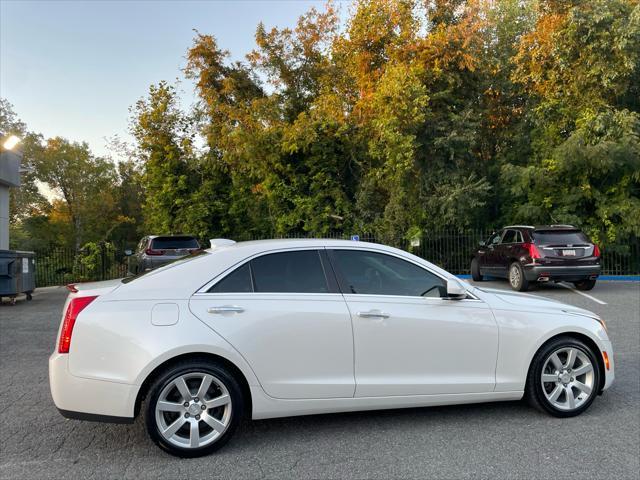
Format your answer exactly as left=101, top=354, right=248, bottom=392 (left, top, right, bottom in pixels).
left=574, top=279, right=596, bottom=291
left=525, top=336, right=600, bottom=417
left=471, top=258, right=483, bottom=281
left=509, top=262, right=529, bottom=291
left=145, top=360, right=244, bottom=457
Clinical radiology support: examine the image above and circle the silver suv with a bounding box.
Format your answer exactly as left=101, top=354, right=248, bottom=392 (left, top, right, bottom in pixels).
left=126, top=235, right=200, bottom=275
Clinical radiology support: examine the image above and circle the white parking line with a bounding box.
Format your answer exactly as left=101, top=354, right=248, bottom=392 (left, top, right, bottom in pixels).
left=559, top=283, right=607, bottom=305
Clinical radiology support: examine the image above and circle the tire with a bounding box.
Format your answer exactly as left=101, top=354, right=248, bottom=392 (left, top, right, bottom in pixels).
left=145, top=360, right=244, bottom=457
left=525, top=336, right=601, bottom=417
left=574, top=279, right=596, bottom=291
left=471, top=258, right=483, bottom=281
left=508, top=262, right=529, bottom=292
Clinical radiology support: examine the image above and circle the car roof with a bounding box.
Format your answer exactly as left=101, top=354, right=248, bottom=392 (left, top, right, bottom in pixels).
left=205, top=238, right=387, bottom=253
left=147, top=234, right=197, bottom=239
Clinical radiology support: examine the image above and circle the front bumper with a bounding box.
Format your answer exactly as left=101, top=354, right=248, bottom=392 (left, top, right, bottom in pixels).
left=523, top=264, right=601, bottom=282
left=49, top=353, right=138, bottom=422
left=600, top=339, right=615, bottom=391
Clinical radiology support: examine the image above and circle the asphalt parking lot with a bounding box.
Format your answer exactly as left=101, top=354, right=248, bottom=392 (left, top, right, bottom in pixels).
left=1, top=280, right=638, bottom=479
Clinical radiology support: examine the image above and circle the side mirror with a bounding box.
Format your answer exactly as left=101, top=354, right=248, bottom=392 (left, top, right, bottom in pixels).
left=446, top=278, right=467, bottom=300
left=478, top=240, right=486, bottom=247
left=124, top=249, right=133, bottom=256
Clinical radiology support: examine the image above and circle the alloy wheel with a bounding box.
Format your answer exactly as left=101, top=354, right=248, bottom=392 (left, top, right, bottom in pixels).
left=154, top=372, right=232, bottom=449
left=509, top=264, right=521, bottom=288
left=540, top=347, right=595, bottom=411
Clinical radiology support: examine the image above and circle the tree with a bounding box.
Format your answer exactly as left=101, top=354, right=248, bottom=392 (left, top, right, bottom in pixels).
left=506, top=0, right=640, bottom=244
left=32, top=137, right=119, bottom=250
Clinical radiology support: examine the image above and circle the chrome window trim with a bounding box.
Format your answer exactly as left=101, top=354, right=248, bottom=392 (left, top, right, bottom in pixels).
left=194, top=245, right=480, bottom=301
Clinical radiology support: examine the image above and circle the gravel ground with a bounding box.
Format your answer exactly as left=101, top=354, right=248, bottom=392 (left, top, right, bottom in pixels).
left=1, top=280, right=638, bottom=479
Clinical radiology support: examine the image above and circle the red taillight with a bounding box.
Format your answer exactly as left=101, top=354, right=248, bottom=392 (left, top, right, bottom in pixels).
left=593, top=245, right=601, bottom=257
left=58, top=295, right=98, bottom=354
left=524, top=242, right=541, bottom=259
left=145, top=248, right=165, bottom=256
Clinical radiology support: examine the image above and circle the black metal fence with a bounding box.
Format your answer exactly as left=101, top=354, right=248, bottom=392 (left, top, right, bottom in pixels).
left=33, top=231, right=640, bottom=287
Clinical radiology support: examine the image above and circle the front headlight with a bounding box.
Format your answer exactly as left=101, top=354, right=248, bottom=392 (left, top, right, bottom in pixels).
left=595, top=317, right=608, bottom=333
left=564, top=310, right=607, bottom=332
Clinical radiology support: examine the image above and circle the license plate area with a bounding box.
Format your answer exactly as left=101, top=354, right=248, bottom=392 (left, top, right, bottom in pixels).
left=562, top=249, right=576, bottom=256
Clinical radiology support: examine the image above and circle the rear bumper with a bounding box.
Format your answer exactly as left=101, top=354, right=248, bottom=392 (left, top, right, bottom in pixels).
left=523, top=264, right=601, bottom=282
left=49, top=353, right=138, bottom=422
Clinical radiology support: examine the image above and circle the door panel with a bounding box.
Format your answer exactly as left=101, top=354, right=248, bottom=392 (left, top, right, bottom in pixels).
left=482, top=232, right=503, bottom=275
left=344, top=295, right=498, bottom=397
left=190, top=293, right=355, bottom=399
left=496, top=229, right=517, bottom=276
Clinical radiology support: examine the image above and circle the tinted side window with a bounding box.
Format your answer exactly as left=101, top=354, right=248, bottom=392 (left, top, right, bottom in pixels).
left=502, top=230, right=516, bottom=243
left=208, top=263, right=252, bottom=293
left=332, top=250, right=446, bottom=297
left=515, top=231, right=524, bottom=243
left=251, top=250, right=328, bottom=293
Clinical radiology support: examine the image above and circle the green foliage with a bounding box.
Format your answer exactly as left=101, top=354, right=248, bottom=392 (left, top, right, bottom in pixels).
left=74, top=242, right=116, bottom=281
left=6, top=0, right=640, bottom=251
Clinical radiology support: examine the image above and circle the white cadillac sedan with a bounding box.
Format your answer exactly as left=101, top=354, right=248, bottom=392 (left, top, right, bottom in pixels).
left=49, top=239, right=614, bottom=457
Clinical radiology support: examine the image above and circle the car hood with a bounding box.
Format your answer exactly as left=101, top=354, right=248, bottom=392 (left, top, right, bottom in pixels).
left=472, top=286, right=599, bottom=319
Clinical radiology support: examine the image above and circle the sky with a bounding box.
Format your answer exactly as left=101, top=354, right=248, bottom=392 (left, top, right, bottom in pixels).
left=1, top=0, right=348, bottom=158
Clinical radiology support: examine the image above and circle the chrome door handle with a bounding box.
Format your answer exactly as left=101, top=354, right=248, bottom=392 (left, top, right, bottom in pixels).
left=357, top=310, right=389, bottom=319
left=207, top=306, right=244, bottom=314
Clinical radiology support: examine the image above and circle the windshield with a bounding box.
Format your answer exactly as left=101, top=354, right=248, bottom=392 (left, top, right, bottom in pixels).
left=122, top=250, right=209, bottom=284
left=532, top=230, right=589, bottom=245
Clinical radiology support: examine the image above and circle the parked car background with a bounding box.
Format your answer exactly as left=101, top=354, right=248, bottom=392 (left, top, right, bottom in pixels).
left=471, top=225, right=601, bottom=291
left=126, top=235, right=200, bottom=275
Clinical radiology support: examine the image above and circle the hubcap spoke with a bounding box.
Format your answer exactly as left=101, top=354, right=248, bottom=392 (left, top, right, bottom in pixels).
left=157, top=400, right=184, bottom=413
left=542, top=374, right=558, bottom=383
left=174, top=377, right=192, bottom=402
left=202, top=412, right=226, bottom=433
left=205, top=394, right=230, bottom=409
left=549, top=353, right=563, bottom=371
left=565, top=387, right=576, bottom=409
left=574, top=381, right=592, bottom=395
left=190, top=420, right=200, bottom=448
left=573, top=364, right=593, bottom=376
left=548, top=385, right=563, bottom=402
left=565, top=349, right=576, bottom=369
left=162, top=417, right=186, bottom=439
left=196, top=374, right=213, bottom=400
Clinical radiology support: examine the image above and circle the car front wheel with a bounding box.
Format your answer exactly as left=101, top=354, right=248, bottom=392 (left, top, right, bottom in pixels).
left=145, top=360, right=244, bottom=457
left=525, top=336, right=600, bottom=417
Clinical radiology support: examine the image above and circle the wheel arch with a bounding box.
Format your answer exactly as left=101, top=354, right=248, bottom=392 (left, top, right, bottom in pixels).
left=133, top=352, right=253, bottom=418
left=526, top=331, right=606, bottom=393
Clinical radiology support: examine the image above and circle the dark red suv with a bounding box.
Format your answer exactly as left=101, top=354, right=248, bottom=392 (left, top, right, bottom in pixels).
left=470, top=225, right=601, bottom=291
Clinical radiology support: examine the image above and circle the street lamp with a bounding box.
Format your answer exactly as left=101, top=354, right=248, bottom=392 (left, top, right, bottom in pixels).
left=2, top=135, right=21, bottom=151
